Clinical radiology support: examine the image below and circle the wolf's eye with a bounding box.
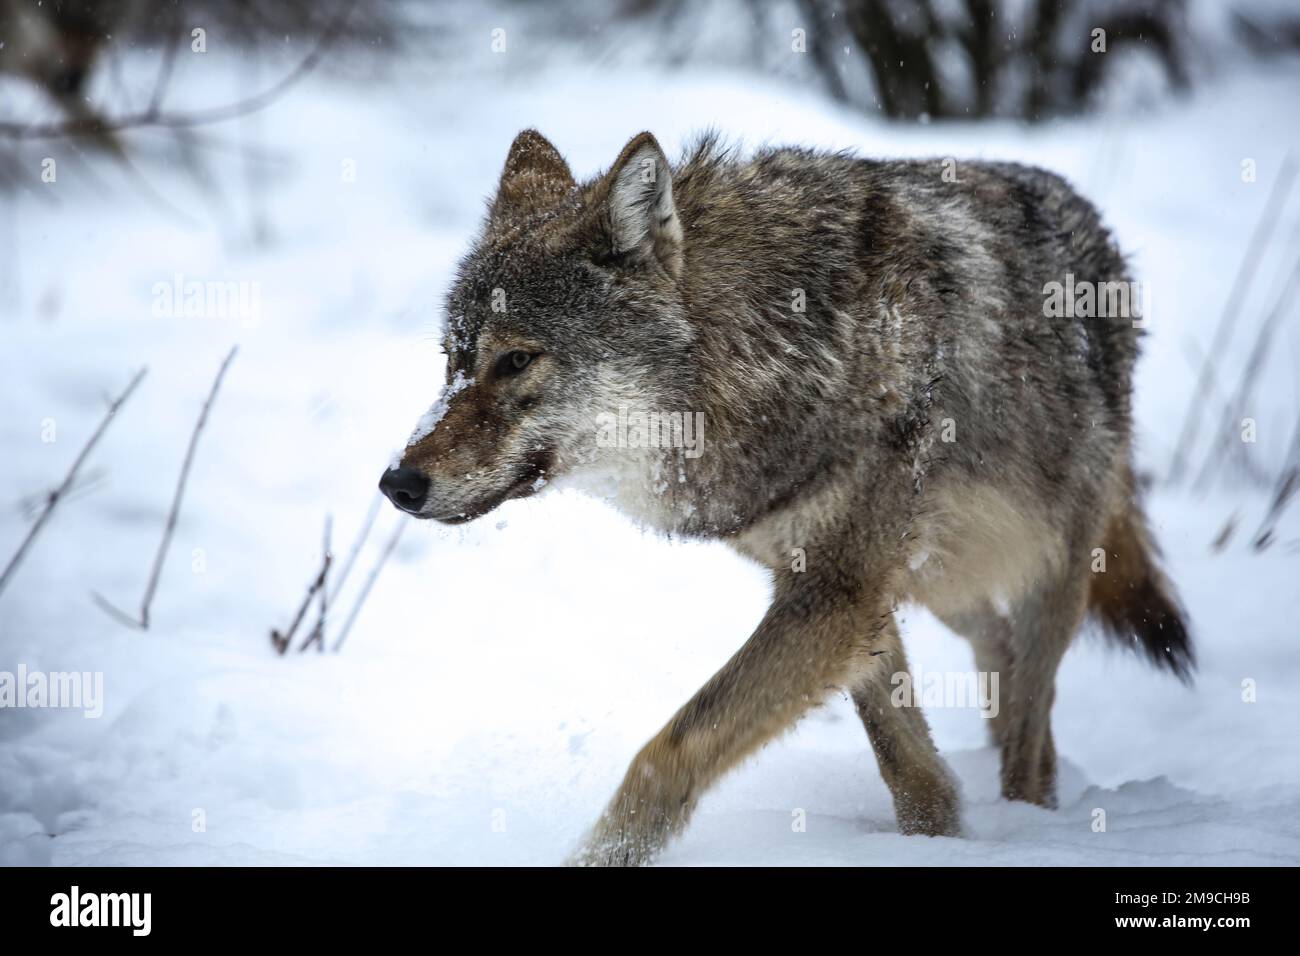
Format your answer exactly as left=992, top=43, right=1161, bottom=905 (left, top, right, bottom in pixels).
left=495, top=350, right=534, bottom=378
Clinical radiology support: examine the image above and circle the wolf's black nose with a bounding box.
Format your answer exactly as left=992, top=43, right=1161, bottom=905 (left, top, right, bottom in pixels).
left=379, top=467, right=429, bottom=514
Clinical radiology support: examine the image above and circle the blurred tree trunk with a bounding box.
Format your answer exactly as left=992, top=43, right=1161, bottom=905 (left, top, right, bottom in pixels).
left=795, top=0, right=851, bottom=104
left=1026, top=0, right=1071, bottom=121
left=961, top=0, right=999, bottom=118
left=799, top=0, right=1191, bottom=122
left=845, top=0, right=944, bottom=118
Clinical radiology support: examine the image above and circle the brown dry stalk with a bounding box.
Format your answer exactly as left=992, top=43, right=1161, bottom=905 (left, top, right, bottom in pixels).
left=93, top=346, right=238, bottom=630
left=0, top=367, right=147, bottom=601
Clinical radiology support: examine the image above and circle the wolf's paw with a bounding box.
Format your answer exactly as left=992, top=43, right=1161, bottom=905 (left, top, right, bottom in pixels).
left=568, top=741, right=694, bottom=865
left=565, top=830, right=658, bottom=868
left=894, top=776, right=962, bottom=837
left=1002, top=784, right=1058, bottom=811
left=896, top=800, right=962, bottom=838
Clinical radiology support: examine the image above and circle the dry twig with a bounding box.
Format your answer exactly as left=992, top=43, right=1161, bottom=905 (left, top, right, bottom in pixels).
left=1168, top=155, right=1296, bottom=484
left=0, top=1, right=357, bottom=141
left=297, top=516, right=334, bottom=653
left=1194, top=252, right=1300, bottom=491
left=93, top=347, right=238, bottom=630
left=333, top=519, right=406, bottom=653
left=273, top=521, right=333, bottom=655
left=0, top=368, right=147, bottom=601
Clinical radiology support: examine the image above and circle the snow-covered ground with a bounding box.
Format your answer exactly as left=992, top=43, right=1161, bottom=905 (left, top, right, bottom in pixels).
left=2, top=30, right=1299, bottom=865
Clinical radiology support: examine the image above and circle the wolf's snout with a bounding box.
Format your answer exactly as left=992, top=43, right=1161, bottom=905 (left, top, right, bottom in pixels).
left=379, top=467, right=429, bottom=515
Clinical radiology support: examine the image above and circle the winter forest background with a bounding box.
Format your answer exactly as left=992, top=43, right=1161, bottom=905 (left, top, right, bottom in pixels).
left=1, top=0, right=1298, bottom=865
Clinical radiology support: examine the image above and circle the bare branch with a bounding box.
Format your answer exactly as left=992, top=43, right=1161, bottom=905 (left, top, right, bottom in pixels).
left=273, top=494, right=381, bottom=657
left=19, top=467, right=107, bottom=519
left=0, top=368, right=147, bottom=601
left=298, top=516, right=334, bottom=653
left=0, top=0, right=357, bottom=141
left=333, top=519, right=407, bottom=653
left=93, top=346, right=238, bottom=630
left=1210, top=511, right=1239, bottom=553
left=1193, top=250, right=1300, bottom=491
left=147, top=9, right=185, bottom=118
left=1168, top=155, right=1296, bottom=484
left=329, top=492, right=383, bottom=604
left=1250, top=417, right=1300, bottom=550
left=272, top=543, right=332, bottom=655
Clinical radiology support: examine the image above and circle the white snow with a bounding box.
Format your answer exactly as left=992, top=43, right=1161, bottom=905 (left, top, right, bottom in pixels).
left=1, top=28, right=1299, bottom=866
left=406, top=371, right=472, bottom=448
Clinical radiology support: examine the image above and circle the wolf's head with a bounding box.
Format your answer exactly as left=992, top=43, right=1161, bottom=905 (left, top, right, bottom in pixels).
left=380, top=130, right=695, bottom=523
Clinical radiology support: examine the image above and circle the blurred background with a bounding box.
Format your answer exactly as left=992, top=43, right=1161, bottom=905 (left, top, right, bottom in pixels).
left=1, top=0, right=1298, bottom=867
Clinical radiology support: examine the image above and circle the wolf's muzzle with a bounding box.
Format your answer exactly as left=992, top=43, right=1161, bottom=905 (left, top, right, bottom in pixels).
left=379, top=467, right=430, bottom=515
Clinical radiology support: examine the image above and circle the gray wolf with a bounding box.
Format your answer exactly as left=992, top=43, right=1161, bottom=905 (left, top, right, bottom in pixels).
left=379, top=129, right=1192, bottom=866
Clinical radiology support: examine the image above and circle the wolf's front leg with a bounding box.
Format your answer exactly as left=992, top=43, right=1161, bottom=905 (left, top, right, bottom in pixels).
left=850, top=618, right=961, bottom=837
left=568, top=562, right=893, bottom=867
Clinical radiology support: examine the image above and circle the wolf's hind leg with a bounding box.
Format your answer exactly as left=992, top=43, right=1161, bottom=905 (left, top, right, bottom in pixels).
left=999, top=571, right=1088, bottom=808
left=850, top=618, right=961, bottom=836
left=935, top=602, right=1014, bottom=748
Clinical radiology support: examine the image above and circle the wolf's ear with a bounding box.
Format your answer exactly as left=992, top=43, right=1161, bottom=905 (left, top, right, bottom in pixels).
left=490, top=129, right=575, bottom=224
left=601, top=132, right=683, bottom=279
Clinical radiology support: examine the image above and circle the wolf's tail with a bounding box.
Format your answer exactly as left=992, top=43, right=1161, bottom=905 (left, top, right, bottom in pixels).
left=1087, top=474, right=1194, bottom=682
